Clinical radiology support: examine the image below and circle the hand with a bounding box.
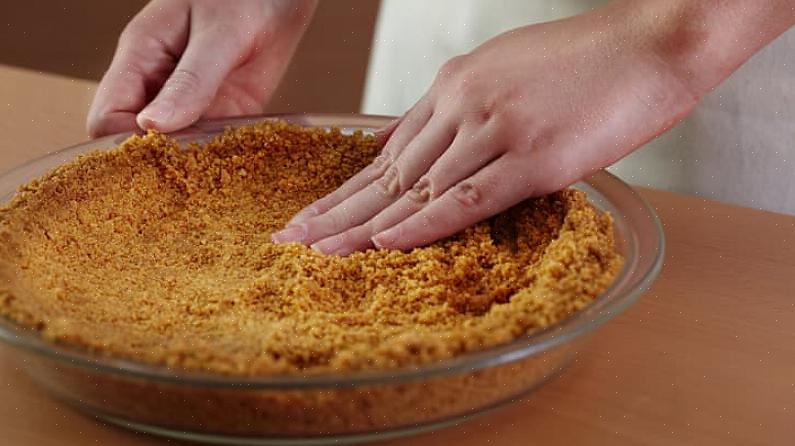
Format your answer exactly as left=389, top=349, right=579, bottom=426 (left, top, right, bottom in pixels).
left=87, top=0, right=316, bottom=137
left=271, top=2, right=703, bottom=255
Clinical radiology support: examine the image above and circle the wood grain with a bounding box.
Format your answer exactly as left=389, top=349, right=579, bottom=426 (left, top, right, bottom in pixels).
left=1, top=66, right=793, bottom=446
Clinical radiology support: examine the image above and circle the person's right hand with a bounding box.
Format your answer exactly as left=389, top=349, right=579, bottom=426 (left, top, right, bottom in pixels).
left=87, top=0, right=316, bottom=138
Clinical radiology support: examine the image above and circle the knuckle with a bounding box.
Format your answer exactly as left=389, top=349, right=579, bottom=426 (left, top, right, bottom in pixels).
left=118, top=21, right=161, bottom=54
left=437, top=55, right=470, bottom=81
left=456, top=75, right=481, bottom=98
left=374, top=165, right=403, bottom=199
left=375, top=151, right=391, bottom=165
left=462, top=103, right=498, bottom=127
left=165, top=68, right=204, bottom=95
left=118, top=23, right=143, bottom=46
left=433, top=55, right=480, bottom=100
left=406, top=176, right=434, bottom=204
left=486, top=109, right=521, bottom=145
left=370, top=151, right=393, bottom=176
left=460, top=84, right=510, bottom=120
left=450, top=181, right=483, bottom=210
left=510, top=125, right=556, bottom=158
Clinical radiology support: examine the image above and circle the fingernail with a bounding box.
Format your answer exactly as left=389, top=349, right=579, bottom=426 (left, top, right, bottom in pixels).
left=137, top=102, right=174, bottom=130
left=287, top=206, right=318, bottom=226
left=310, top=234, right=344, bottom=255
left=372, top=226, right=400, bottom=249
left=271, top=224, right=307, bottom=243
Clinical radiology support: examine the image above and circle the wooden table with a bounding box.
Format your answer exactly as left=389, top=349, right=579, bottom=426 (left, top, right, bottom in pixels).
left=1, top=64, right=793, bottom=446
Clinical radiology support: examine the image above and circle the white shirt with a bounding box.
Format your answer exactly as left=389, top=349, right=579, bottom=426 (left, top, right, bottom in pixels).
left=362, top=0, right=795, bottom=215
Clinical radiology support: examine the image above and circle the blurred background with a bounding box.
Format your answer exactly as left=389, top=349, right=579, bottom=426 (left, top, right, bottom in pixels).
left=0, top=0, right=380, bottom=113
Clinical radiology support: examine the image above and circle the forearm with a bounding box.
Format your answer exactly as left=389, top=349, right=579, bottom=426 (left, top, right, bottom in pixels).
left=608, top=0, right=795, bottom=96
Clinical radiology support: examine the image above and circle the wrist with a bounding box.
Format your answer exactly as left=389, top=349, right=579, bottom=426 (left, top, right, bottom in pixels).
left=609, top=0, right=795, bottom=97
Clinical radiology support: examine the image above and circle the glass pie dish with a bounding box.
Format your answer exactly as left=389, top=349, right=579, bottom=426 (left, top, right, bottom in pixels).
left=0, top=113, right=664, bottom=445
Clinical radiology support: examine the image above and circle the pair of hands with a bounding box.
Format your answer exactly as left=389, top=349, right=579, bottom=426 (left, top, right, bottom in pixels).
left=89, top=0, right=708, bottom=255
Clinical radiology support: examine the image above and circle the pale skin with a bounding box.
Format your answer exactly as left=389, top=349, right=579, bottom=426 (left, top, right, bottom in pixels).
left=88, top=0, right=795, bottom=255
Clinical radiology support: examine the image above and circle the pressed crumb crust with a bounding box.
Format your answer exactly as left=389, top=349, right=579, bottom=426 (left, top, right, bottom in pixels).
left=0, top=121, right=622, bottom=376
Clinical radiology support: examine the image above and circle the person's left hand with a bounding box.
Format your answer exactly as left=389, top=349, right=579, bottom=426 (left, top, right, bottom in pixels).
left=86, top=0, right=316, bottom=138
left=271, top=3, right=703, bottom=255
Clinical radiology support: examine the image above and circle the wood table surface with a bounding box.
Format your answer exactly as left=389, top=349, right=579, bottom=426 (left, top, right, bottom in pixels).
left=0, top=64, right=793, bottom=446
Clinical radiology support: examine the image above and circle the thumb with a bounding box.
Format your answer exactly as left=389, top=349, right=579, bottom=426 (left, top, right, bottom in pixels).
left=137, top=30, right=244, bottom=133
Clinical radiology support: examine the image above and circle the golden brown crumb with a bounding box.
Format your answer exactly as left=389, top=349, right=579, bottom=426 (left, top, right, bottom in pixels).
left=0, top=120, right=622, bottom=375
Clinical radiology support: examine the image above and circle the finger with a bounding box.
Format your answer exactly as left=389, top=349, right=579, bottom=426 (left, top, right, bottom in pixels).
left=87, top=111, right=140, bottom=139
left=310, top=127, right=504, bottom=255
left=136, top=28, right=248, bottom=133
left=285, top=100, right=432, bottom=226
left=87, top=46, right=176, bottom=138
left=274, top=114, right=456, bottom=246
left=374, top=116, right=402, bottom=147
left=371, top=154, right=533, bottom=251
left=88, top=51, right=173, bottom=138
left=87, top=3, right=189, bottom=138
left=87, top=61, right=151, bottom=138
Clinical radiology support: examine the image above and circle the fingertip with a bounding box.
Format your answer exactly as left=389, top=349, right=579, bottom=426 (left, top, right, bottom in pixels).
left=136, top=118, right=157, bottom=133
left=135, top=114, right=155, bottom=131
left=271, top=224, right=308, bottom=244
left=136, top=102, right=175, bottom=133
left=310, top=233, right=344, bottom=256
left=371, top=226, right=401, bottom=250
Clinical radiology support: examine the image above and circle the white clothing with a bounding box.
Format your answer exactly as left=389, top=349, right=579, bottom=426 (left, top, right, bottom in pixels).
left=362, top=0, right=795, bottom=215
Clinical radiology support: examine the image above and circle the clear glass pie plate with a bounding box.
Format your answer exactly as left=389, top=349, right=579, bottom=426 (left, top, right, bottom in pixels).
left=0, top=113, right=664, bottom=445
